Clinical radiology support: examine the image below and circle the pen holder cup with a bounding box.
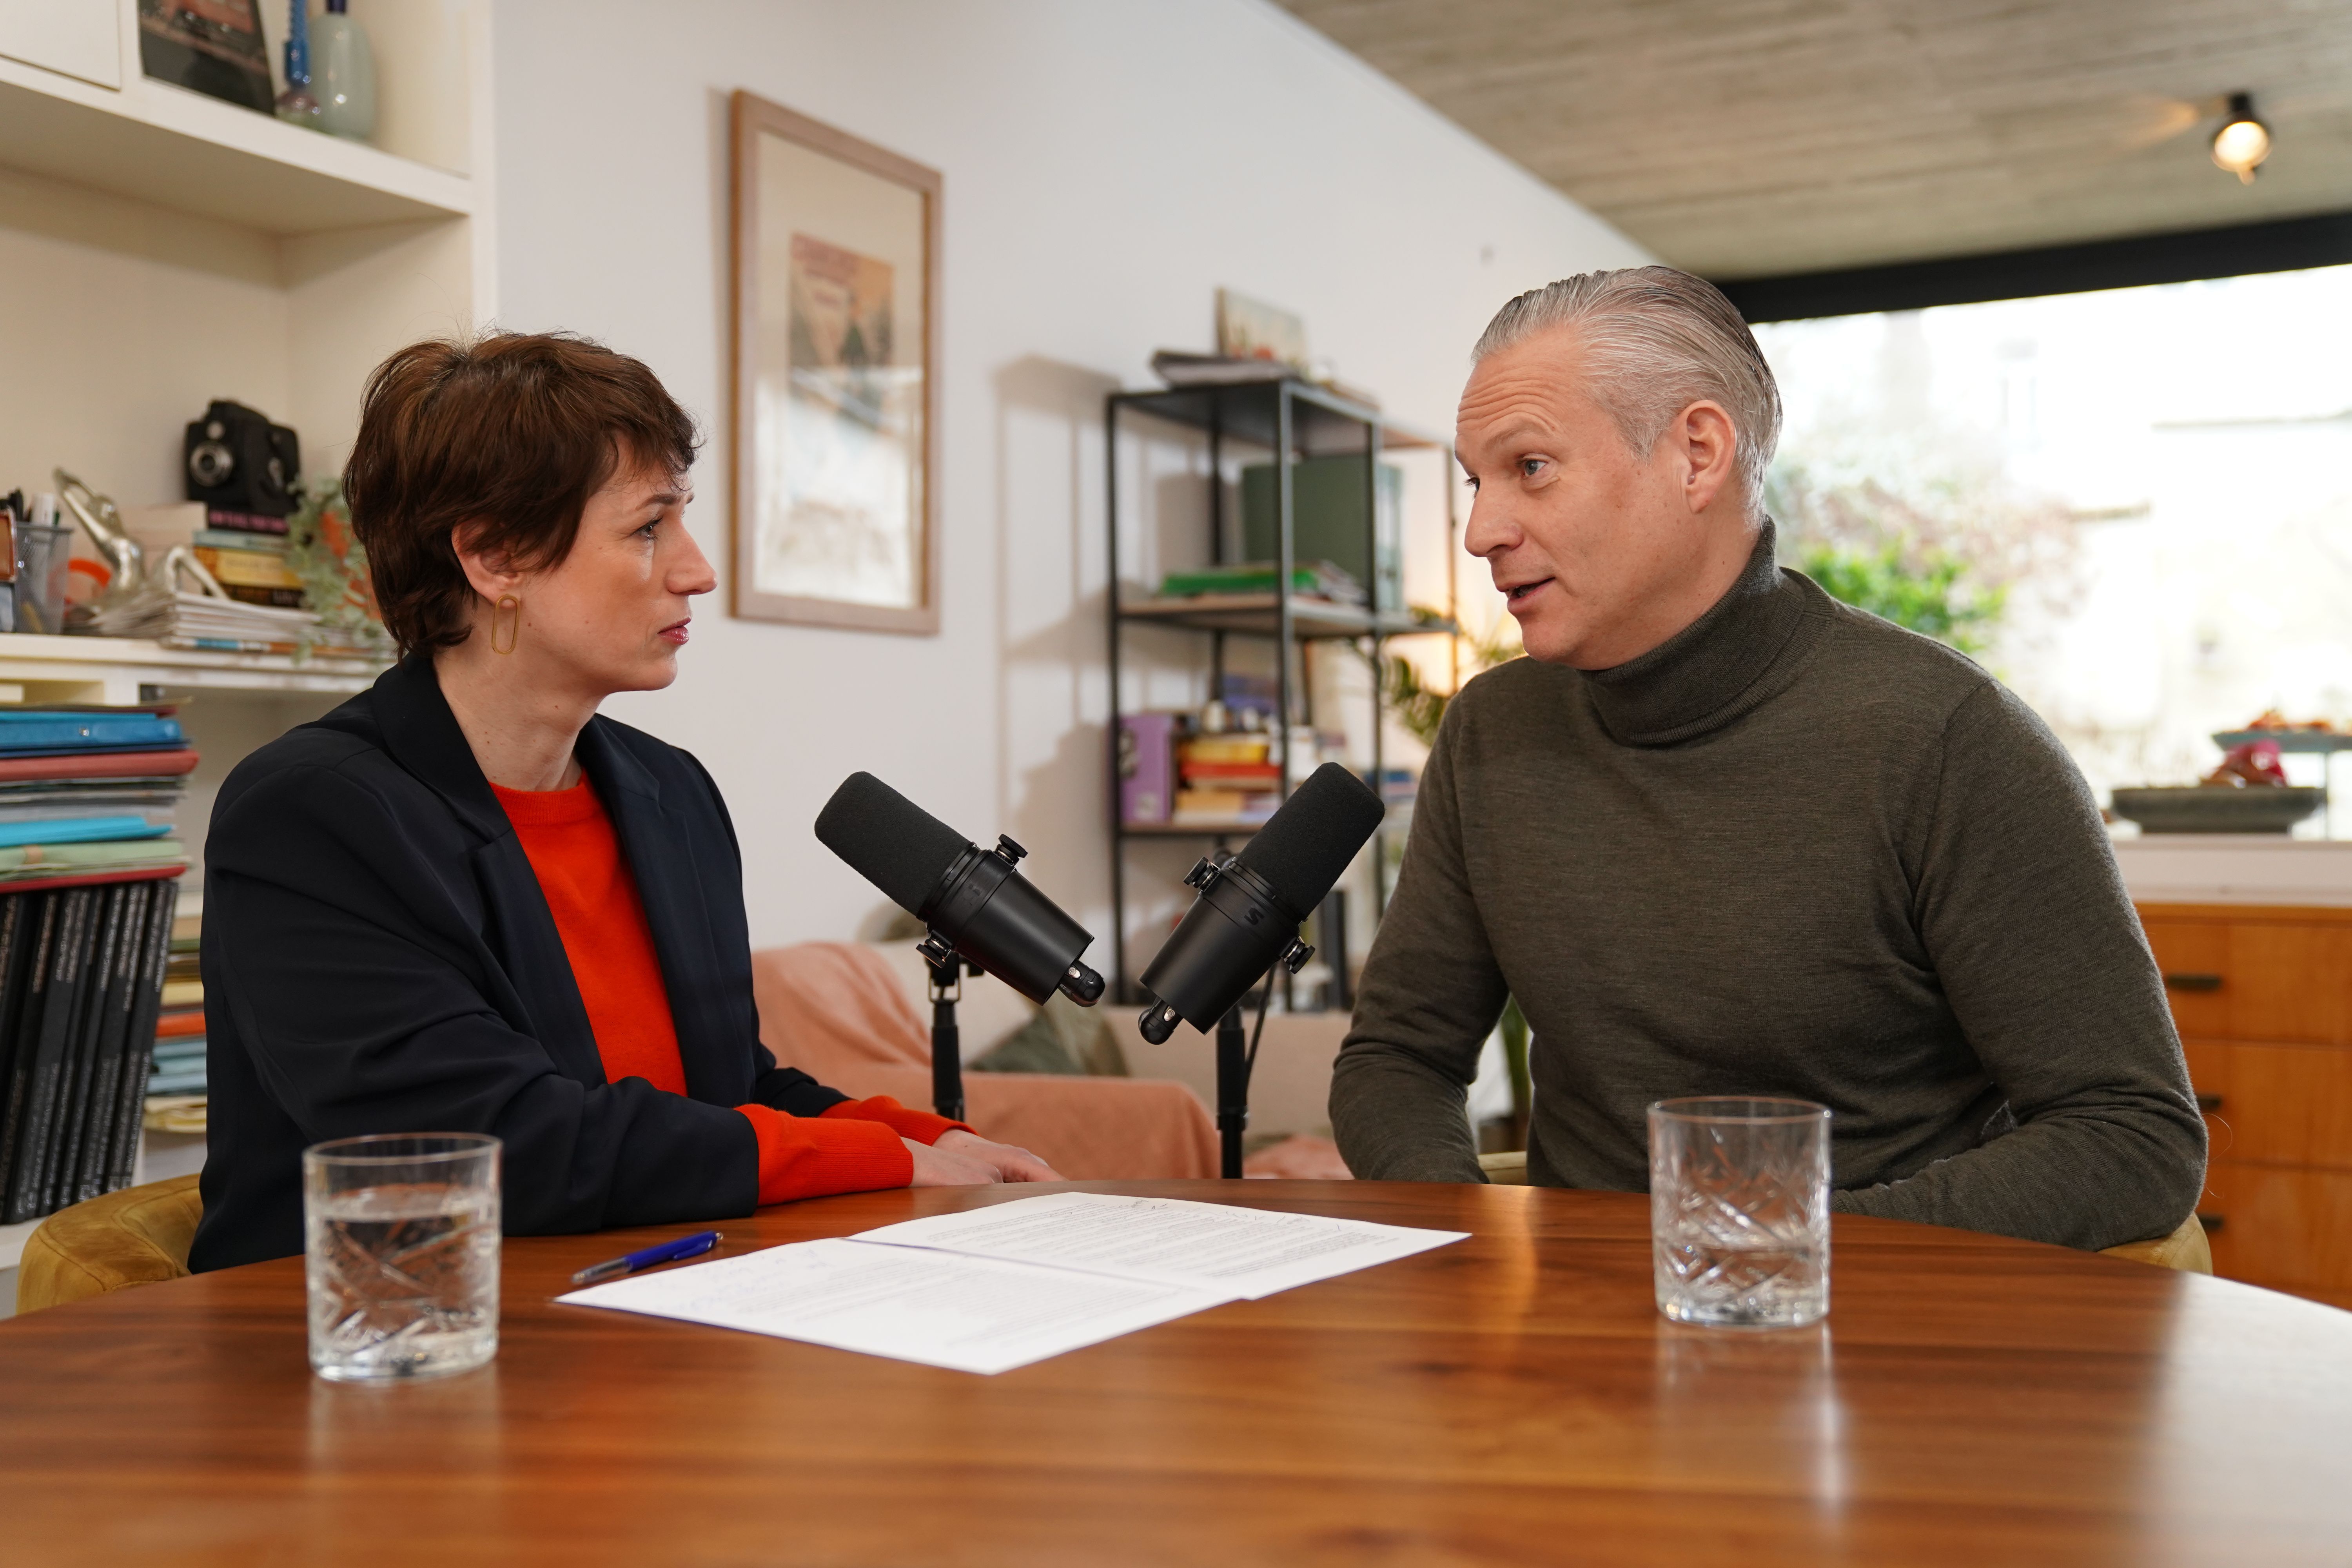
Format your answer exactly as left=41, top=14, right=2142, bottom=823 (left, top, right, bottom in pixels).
left=12, top=524, right=71, bottom=635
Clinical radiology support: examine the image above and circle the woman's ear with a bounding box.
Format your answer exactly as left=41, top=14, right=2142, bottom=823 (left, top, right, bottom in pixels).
left=450, top=522, right=523, bottom=603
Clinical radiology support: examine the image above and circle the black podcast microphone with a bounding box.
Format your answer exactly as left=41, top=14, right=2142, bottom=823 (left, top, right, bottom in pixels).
left=814, top=771, right=1106, bottom=1008
left=1136, top=762, right=1385, bottom=1044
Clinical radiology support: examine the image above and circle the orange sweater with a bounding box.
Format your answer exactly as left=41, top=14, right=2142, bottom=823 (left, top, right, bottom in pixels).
left=491, top=777, right=965, bottom=1204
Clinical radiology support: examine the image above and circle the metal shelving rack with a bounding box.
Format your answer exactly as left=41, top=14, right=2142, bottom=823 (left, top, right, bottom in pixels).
left=1104, top=377, right=1457, bottom=1002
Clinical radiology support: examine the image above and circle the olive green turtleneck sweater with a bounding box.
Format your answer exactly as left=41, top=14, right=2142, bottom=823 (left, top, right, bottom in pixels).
left=1330, top=524, right=2205, bottom=1250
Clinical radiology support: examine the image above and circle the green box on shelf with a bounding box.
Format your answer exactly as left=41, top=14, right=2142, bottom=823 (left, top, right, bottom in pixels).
left=1240, top=457, right=1403, bottom=612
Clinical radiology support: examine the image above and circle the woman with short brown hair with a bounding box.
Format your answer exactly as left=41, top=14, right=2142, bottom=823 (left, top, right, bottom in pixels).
left=191, top=333, right=1053, bottom=1272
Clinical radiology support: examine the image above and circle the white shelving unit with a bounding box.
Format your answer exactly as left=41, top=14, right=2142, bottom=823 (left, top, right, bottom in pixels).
left=0, top=47, right=472, bottom=232
left=0, top=633, right=382, bottom=704
left=0, top=3, right=495, bottom=1247
left=0, top=0, right=491, bottom=821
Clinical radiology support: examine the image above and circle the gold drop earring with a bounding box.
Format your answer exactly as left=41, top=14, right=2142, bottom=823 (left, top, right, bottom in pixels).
left=490, top=593, right=521, bottom=655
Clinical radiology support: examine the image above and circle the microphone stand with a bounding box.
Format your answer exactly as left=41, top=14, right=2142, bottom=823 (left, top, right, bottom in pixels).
left=1212, top=971, right=1289, bottom=1180
left=1215, top=1005, right=1249, bottom=1180
left=917, top=935, right=980, bottom=1122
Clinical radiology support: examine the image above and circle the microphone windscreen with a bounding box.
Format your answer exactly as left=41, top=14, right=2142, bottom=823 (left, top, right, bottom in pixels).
left=814, top=772, right=970, bottom=915
left=1236, top=763, right=1385, bottom=915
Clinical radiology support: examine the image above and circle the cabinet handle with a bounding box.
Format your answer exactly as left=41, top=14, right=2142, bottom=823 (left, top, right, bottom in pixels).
left=2196, top=1213, right=2226, bottom=1234
left=2164, top=972, right=2224, bottom=993
left=2196, top=1092, right=2223, bottom=1112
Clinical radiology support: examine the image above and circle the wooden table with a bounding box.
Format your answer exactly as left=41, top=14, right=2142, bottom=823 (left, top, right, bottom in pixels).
left=3, top=1181, right=2349, bottom=1566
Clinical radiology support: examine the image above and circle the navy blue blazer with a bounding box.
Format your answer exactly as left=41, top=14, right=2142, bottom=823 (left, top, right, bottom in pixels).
left=191, top=657, right=848, bottom=1271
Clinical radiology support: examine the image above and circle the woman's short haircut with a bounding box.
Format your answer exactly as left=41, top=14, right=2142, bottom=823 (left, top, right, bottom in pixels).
left=344, top=332, right=701, bottom=657
left=1472, top=266, right=1781, bottom=515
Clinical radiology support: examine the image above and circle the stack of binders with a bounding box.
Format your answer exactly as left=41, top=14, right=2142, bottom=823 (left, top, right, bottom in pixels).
left=0, top=876, right=179, bottom=1222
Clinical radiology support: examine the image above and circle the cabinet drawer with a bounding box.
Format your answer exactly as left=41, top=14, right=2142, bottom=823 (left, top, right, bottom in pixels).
left=2201, top=1162, right=2352, bottom=1292
left=2180, top=1039, right=2352, bottom=1171
left=2141, top=918, right=2352, bottom=1044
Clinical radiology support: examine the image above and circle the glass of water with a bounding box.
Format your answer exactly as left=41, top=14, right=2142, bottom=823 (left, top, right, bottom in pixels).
left=1648, top=1098, right=1830, bottom=1329
left=303, top=1133, right=501, bottom=1381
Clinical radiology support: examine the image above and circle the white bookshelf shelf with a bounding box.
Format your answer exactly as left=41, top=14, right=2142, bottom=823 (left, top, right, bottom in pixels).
left=0, top=54, right=470, bottom=234
left=0, top=633, right=385, bottom=704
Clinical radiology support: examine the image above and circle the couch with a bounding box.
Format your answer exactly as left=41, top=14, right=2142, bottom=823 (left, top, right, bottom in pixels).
left=751, top=942, right=1219, bottom=1180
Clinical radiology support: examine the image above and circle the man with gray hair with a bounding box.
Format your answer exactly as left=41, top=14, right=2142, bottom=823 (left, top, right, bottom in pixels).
left=1331, top=266, right=2204, bottom=1250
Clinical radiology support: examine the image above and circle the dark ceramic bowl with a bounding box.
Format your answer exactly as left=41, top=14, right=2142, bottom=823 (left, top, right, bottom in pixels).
left=2109, top=786, right=2326, bottom=835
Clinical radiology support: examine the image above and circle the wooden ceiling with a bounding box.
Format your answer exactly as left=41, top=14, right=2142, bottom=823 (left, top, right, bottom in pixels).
left=1274, top=0, right=2352, bottom=278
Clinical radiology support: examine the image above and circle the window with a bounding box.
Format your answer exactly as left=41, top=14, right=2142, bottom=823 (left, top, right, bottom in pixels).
left=1754, top=265, right=2352, bottom=830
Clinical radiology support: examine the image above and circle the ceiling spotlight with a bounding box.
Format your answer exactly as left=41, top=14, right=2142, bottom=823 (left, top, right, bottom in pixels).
left=2211, top=91, right=2271, bottom=184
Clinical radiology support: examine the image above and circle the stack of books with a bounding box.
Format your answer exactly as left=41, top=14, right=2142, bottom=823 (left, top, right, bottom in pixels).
left=0, top=707, right=196, bottom=1217
left=1155, top=561, right=1367, bottom=605
left=191, top=522, right=304, bottom=610
left=98, top=500, right=384, bottom=657
left=144, top=912, right=206, bottom=1131
left=0, top=707, right=192, bottom=886
left=1174, top=731, right=1283, bottom=825
left=0, top=876, right=179, bottom=1222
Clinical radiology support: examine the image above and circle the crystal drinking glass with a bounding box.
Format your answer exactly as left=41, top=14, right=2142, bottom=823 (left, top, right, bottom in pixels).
left=303, top=1132, right=501, bottom=1381
left=1648, top=1097, right=1830, bottom=1329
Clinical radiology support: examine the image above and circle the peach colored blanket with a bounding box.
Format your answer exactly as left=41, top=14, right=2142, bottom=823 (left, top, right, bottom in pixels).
left=750, top=943, right=1217, bottom=1181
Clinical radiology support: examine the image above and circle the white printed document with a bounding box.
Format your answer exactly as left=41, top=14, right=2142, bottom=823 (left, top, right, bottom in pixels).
left=558, top=1237, right=1232, bottom=1375
left=557, top=1194, right=1467, bottom=1374
left=850, top=1191, right=1469, bottom=1299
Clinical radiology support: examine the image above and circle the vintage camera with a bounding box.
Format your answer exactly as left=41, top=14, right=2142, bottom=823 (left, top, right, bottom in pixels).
left=183, top=400, right=301, bottom=517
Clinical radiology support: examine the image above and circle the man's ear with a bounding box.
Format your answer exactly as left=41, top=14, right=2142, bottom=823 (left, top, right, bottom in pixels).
left=1675, top=401, right=1739, bottom=516
left=449, top=522, right=523, bottom=602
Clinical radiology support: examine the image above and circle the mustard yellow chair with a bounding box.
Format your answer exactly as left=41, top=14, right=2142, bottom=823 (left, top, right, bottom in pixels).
left=2098, top=1213, right=2212, bottom=1274
left=15, top=1173, right=203, bottom=1315
left=1474, top=1149, right=2211, bottom=1274
left=1477, top=1150, right=1530, bottom=1184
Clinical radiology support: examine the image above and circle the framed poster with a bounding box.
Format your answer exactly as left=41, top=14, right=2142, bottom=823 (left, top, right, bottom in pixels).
left=731, top=91, right=940, bottom=633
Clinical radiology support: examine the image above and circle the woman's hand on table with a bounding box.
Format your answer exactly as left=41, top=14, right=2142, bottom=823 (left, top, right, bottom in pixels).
left=905, top=1129, right=1062, bottom=1186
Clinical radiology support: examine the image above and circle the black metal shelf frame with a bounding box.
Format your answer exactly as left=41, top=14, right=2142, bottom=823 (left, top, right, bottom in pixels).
left=1104, top=377, right=1458, bottom=1001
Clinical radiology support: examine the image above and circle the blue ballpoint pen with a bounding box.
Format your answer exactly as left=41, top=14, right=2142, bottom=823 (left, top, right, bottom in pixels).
left=570, top=1230, right=722, bottom=1286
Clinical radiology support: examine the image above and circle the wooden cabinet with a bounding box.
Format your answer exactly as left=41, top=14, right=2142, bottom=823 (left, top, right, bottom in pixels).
left=2142, top=902, right=2352, bottom=1309
left=2142, top=917, right=2352, bottom=1045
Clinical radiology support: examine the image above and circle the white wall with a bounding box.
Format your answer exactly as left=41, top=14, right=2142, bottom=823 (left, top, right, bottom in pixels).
left=493, top=0, right=1648, bottom=948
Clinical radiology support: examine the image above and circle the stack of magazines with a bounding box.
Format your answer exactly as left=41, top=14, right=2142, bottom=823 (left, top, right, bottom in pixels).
left=78, top=583, right=377, bottom=657
left=0, top=707, right=192, bottom=886
left=0, top=877, right=178, bottom=1222
left=76, top=548, right=380, bottom=657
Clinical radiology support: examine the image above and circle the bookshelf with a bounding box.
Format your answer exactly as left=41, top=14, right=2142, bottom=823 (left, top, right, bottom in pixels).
left=0, top=5, right=488, bottom=1248
left=0, top=0, right=487, bottom=897
left=1103, top=377, right=1458, bottom=1002
left=0, top=40, right=473, bottom=232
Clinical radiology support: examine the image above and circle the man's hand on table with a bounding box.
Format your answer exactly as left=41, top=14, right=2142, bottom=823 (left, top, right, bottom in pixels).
left=906, top=1129, right=1062, bottom=1186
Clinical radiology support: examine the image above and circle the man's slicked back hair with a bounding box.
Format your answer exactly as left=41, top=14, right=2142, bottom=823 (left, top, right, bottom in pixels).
left=1473, top=266, right=1781, bottom=514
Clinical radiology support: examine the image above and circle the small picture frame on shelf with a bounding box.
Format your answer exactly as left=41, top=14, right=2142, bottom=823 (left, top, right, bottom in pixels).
left=729, top=91, right=940, bottom=635
left=1216, top=289, right=1308, bottom=372
left=137, top=0, right=276, bottom=116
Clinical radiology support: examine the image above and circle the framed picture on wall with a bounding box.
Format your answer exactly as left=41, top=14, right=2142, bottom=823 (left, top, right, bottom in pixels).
left=730, top=91, right=940, bottom=633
